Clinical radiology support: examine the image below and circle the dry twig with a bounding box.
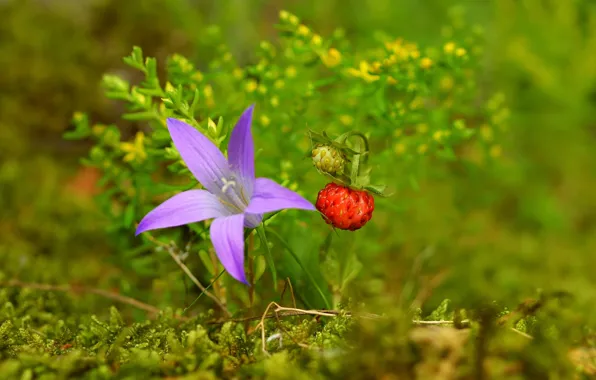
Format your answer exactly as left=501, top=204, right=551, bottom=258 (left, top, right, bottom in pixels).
left=144, top=233, right=231, bottom=317
left=255, top=302, right=340, bottom=355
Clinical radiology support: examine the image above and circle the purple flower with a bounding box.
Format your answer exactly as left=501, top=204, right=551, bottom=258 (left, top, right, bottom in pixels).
left=135, top=105, right=316, bottom=284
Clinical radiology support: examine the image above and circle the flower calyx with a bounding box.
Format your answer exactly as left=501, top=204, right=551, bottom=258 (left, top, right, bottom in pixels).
left=308, top=129, right=391, bottom=197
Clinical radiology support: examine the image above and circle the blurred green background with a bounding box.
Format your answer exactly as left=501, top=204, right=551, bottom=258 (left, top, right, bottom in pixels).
left=1, top=0, right=595, bottom=328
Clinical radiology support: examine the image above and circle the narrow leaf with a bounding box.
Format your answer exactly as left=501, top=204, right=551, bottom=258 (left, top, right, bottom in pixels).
left=122, top=111, right=157, bottom=121
left=257, top=224, right=277, bottom=289
left=268, top=229, right=331, bottom=309
left=182, top=269, right=225, bottom=314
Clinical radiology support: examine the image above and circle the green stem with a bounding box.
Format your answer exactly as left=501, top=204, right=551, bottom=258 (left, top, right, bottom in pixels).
left=337, top=131, right=369, bottom=184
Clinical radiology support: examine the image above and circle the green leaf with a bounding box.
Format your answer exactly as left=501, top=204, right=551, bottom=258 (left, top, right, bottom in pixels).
left=183, top=269, right=225, bottom=314
left=153, top=128, right=172, bottom=143
left=189, top=88, right=200, bottom=116
left=123, top=46, right=147, bottom=73
left=409, top=175, right=420, bottom=191
left=122, top=111, right=157, bottom=121
left=257, top=224, right=277, bottom=289
left=137, top=87, right=164, bottom=97
left=63, top=113, right=90, bottom=140
left=123, top=203, right=135, bottom=228
left=340, top=251, right=363, bottom=292
left=261, top=210, right=284, bottom=227
left=253, top=256, right=267, bottom=283
left=364, top=184, right=393, bottom=197
left=268, top=229, right=331, bottom=309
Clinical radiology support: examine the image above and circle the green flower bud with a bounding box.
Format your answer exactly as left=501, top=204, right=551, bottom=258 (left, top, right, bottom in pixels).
left=90, top=146, right=105, bottom=162
left=312, top=144, right=345, bottom=175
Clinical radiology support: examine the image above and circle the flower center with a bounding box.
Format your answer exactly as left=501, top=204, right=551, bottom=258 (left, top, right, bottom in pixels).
left=221, top=177, right=237, bottom=194
left=217, top=175, right=249, bottom=214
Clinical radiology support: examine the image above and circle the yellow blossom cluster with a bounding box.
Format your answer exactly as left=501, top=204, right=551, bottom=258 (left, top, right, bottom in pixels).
left=120, top=132, right=147, bottom=164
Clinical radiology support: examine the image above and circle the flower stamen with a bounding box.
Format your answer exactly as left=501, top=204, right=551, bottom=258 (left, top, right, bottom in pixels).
left=221, top=177, right=237, bottom=194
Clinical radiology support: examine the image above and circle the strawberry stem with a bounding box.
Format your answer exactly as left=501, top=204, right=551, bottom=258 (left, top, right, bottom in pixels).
left=337, top=131, right=369, bottom=186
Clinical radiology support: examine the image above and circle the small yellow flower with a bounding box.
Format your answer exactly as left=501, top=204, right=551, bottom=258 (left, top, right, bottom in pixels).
left=480, top=124, right=493, bottom=141
left=432, top=130, right=444, bottom=142
left=92, top=124, right=106, bottom=136
left=346, top=61, right=380, bottom=82
left=132, top=91, right=146, bottom=105
left=417, top=144, right=428, bottom=154
left=121, top=132, right=147, bottom=163
left=73, top=112, right=85, bottom=123
left=440, top=75, right=454, bottom=91
left=387, top=76, right=397, bottom=85
left=321, top=48, right=342, bottom=68
left=297, top=24, right=310, bottom=36
left=279, top=10, right=289, bottom=21
left=416, top=123, right=428, bottom=134
left=383, top=55, right=397, bottom=67
left=204, top=84, right=215, bottom=107
left=394, top=143, right=406, bottom=155
left=285, top=66, right=297, bottom=78
left=203, top=85, right=213, bottom=98
left=339, top=115, right=354, bottom=126
left=444, top=42, right=456, bottom=54
left=420, top=57, right=433, bottom=69
left=311, top=34, right=323, bottom=46
left=270, top=96, right=279, bottom=107
left=274, top=79, right=285, bottom=89
left=409, top=96, right=424, bottom=110
left=288, top=14, right=299, bottom=26
left=455, top=47, right=467, bottom=57
left=260, top=115, right=270, bottom=127
left=233, top=68, right=244, bottom=79
left=257, top=84, right=267, bottom=95
left=192, top=71, right=204, bottom=82
left=245, top=80, right=258, bottom=92
left=489, top=145, right=502, bottom=158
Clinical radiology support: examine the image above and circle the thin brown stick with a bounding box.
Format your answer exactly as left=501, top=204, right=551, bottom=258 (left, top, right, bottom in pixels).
left=255, top=302, right=347, bottom=355
left=0, top=280, right=189, bottom=320
left=145, top=233, right=231, bottom=317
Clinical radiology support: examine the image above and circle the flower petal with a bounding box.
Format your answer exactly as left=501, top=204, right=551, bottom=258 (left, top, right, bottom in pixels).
left=210, top=214, right=248, bottom=284
left=167, top=118, right=232, bottom=194
left=244, top=213, right=263, bottom=229
left=227, top=105, right=256, bottom=197
left=136, top=190, right=229, bottom=235
left=245, top=178, right=316, bottom=214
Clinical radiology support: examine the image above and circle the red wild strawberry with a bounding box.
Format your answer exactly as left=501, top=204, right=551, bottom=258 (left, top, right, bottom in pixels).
left=315, top=183, right=375, bottom=231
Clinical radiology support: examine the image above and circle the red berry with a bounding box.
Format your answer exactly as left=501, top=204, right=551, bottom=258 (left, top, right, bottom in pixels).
left=315, top=183, right=375, bottom=231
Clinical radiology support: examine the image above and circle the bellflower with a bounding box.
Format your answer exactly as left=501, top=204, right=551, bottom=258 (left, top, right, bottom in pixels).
left=135, top=105, right=316, bottom=284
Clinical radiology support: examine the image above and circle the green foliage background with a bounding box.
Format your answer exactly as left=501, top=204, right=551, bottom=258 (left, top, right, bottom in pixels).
left=1, top=0, right=595, bottom=378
